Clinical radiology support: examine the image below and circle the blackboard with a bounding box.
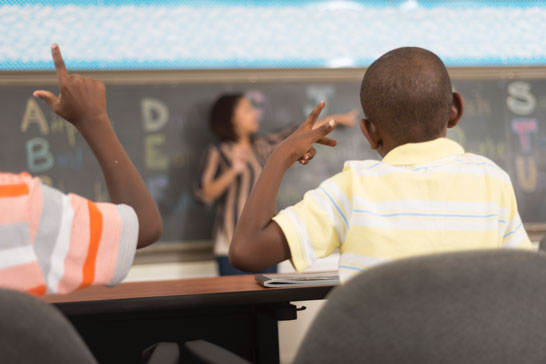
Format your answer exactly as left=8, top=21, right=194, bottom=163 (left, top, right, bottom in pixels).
left=1, top=75, right=545, bottom=243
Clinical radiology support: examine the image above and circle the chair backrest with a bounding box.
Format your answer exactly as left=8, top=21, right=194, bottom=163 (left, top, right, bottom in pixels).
left=0, top=289, right=180, bottom=364
left=0, top=288, right=98, bottom=364
left=293, top=249, right=546, bottom=364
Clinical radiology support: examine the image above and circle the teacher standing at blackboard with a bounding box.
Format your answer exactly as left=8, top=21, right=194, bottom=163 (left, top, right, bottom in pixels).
left=195, top=93, right=356, bottom=276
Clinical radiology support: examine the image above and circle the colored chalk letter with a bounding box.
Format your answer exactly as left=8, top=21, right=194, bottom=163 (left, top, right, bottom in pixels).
left=55, top=148, right=83, bottom=169
left=506, top=81, right=536, bottom=116
left=511, top=118, right=537, bottom=153
left=516, top=156, right=537, bottom=193
left=51, top=115, right=78, bottom=147
left=145, top=134, right=169, bottom=170
left=21, top=98, right=49, bottom=135
left=142, top=98, right=169, bottom=132
left=26, top=137, right=54, bottom=173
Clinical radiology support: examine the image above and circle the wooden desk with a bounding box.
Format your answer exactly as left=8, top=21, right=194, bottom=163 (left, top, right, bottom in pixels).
left=44, top=275, right=337, bottom=364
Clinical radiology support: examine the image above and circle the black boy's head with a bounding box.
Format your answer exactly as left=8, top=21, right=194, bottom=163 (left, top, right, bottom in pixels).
left=360, top=47, right=456, bottom=147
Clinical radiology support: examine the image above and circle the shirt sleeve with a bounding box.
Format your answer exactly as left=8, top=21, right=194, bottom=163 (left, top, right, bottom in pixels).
left=0, top=173, right=50, bottom=296
left=500, top=178, right=533, bottom=250
left=31, top=178, right=139, bottom=294
left=272, top=171, right=352, bottom=272
left=194, top=144, right=222, bottom=206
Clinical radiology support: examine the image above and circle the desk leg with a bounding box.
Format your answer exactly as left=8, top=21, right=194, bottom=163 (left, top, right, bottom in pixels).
left=256, top=303, right=298, bottom=364
left=257, top=311, right=280, bottom=364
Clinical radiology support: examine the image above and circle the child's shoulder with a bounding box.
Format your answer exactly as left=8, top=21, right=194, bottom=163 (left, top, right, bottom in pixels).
left=458, top=152, right=509, bottom=172
left=340, top=154, right=511, bottom=183
left=342, top=159, right=383, bottom=172
left=0, top=172, right=41, bottom=199
left=318, top=160, right=381, bottom=187
left=455, top=152, right=512, bottom=183
left=0, top=171, right=34, bottom=185
left=340, top=159, right=392, bottom=178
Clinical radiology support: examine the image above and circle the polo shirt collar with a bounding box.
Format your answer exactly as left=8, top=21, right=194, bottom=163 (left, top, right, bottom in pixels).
left=382, top=138, right=465, bottom=166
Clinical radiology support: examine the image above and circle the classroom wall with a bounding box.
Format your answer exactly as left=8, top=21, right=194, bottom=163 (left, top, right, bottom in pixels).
left=3, top=1, right=546, bottom=70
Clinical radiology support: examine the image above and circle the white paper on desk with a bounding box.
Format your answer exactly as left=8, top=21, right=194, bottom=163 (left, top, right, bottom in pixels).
left=255, top=272, right=340, bottom=288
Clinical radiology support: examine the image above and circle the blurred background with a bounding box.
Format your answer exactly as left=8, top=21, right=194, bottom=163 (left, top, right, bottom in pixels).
left=2, top=1, right=546, bottom=361
left=2, top=0, right=546, bottom=70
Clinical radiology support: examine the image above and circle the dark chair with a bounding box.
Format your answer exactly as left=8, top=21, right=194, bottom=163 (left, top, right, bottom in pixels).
left=187, top=249, right=546, bottom=364
left=0, top=288, right=179, bottom=364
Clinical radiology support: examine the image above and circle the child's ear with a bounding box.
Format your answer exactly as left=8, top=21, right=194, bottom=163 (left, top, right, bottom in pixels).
left=447, top=92, right=464, bottom=128
left=360, top=118, right=381, bottom=150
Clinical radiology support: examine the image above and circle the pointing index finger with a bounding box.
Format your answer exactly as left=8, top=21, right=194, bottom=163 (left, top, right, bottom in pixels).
left=51, top=44, right=69, bottom=84
left=303, top=101, right=326, bottom=128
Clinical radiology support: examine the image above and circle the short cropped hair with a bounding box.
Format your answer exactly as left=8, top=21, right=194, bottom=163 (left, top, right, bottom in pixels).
left=209, top=93, right=244, bottom=142
left=360, top=47, right=453, bottom=144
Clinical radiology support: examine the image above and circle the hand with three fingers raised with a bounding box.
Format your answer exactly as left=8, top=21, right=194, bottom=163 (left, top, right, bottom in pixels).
left=274, top=101, right=337, bottom=168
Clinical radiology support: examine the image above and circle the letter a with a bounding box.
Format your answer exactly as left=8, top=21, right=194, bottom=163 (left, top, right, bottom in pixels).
left=21, top=98, right=49, bottom=135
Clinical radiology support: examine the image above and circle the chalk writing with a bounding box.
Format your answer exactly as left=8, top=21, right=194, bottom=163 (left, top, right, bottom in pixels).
left=147, top=174, right=169, bottom=202
left=142, top=98, right=169, bottom=171
left=516, top=155, right=537, bottom=193
left=464, top=92, right=492, bottom=117
left=145, top=134, right=169, bottom=170
left=511, top=118, right=537, bottom=153
left=26, top=137, right=54, bottom=173
left=507, top=81, right=536, bottom=116
left=142, top=98, right=169, bottom=132
left=21, top=98, right=49, bottom=135
left=50, top=114, right=78, bottom=147
left=478, top=139, right=505, bottom=160
left=55, top=148, right=83, bottom=170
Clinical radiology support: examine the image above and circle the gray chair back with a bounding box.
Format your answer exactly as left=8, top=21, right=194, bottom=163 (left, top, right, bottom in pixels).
left=0, top=288, right=180, bottom=364
left=0, top=288, right=97, bottom=364
left=294, top=249, right=546, bottom=364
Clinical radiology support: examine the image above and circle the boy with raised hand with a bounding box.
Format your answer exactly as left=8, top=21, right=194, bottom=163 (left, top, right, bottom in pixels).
left=230, top=47, right=532, bottom=283
left=0, top=44, right=162, bottom=295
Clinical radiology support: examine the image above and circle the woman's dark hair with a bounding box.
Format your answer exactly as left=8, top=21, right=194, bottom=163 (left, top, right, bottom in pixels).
left=209, top=93, right=244, bottom=142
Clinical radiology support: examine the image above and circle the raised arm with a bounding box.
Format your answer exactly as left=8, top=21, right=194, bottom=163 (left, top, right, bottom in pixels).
left=33, top=44, right=162, bottom=249
left=229, top=101, right=337, bottom=271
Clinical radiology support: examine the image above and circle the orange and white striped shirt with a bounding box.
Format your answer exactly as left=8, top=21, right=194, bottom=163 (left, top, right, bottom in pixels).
left=0, top=172, right=138, bottom=296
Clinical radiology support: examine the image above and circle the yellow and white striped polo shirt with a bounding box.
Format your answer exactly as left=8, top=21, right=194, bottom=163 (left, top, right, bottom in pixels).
left=273, top=138, right=532, bottom=283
